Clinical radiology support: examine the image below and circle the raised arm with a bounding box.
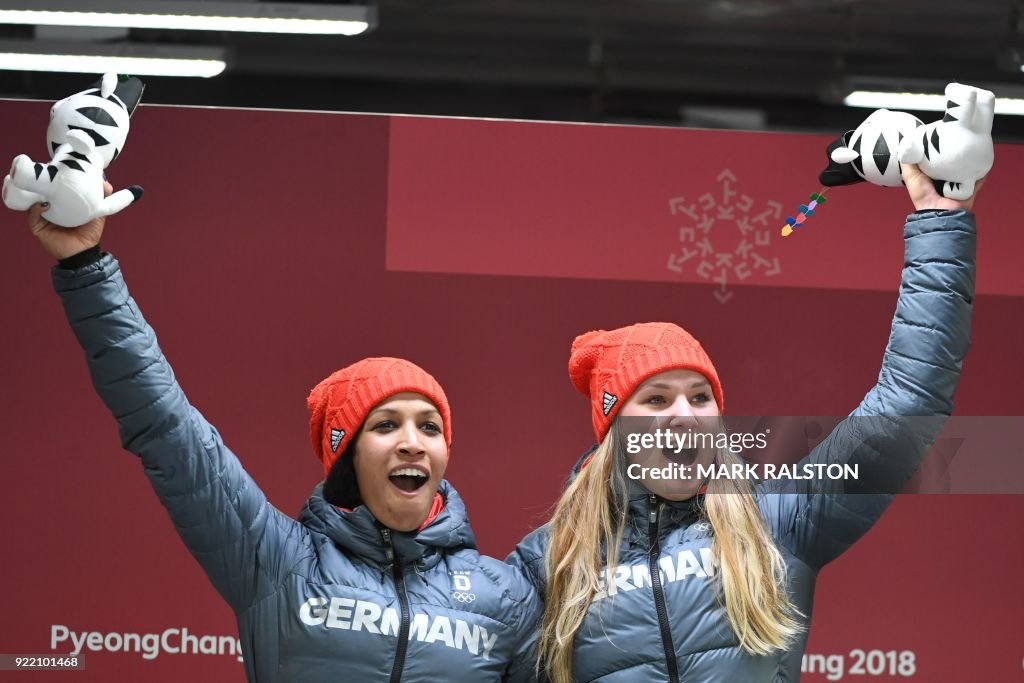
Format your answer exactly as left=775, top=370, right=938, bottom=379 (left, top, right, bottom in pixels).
left=761, top=164, right=979, bottom=569
left=31, top=198, right=309, bottom=613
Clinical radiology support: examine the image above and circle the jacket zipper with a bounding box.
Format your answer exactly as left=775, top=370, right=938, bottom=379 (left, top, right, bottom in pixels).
left=381, top=528, right=410, bottom=683
left=648, top=494, right=681, bottom=683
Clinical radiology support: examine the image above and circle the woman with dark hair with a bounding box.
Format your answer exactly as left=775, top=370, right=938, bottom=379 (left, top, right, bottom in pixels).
left=510, top=162, right=982, bottom=683
left=26, top=194, right=539, bottom=682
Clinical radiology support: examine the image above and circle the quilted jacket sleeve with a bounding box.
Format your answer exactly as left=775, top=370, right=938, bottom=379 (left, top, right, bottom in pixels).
left=760, top=209, right=976, bottom=569
left=500, top=567, right=545, bottom=683
left=503, top=525, right=551, bottom=683
left=53, top=253, right=311, bottom=612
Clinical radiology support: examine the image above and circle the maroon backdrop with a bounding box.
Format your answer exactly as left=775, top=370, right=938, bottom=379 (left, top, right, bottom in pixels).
left=0, top=100, right=1021, bottom=681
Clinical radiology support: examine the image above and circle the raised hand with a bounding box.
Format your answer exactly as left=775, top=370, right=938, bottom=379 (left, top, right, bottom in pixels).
left=29, top=180, right=113, bottom=261
left=901, top=162, right=983, bottom=212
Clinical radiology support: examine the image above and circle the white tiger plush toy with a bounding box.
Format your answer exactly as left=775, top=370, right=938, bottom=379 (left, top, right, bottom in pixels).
left=819, top=82, right=995, bottom=200
left=2, top=72, right=145, bottom=227
left=899, top=83, right=995, bottom=200
left=821, top=109, right=924, bottom=187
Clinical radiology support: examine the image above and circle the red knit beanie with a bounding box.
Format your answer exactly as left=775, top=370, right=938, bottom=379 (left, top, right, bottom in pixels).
left=307, top=357, right=452, bottom=477
left=568, top=322, right=724, bottom=442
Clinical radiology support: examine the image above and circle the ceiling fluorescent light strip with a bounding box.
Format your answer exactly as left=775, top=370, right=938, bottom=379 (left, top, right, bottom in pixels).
left=0, top=41, right=228, bottom=77
left=0, top=52, right=226, bottom=77
left=844, top=90, right=1024, bottom=116
left=0, top=11, right=368, bottom=35
left=0, top=2, right=374, bottom=35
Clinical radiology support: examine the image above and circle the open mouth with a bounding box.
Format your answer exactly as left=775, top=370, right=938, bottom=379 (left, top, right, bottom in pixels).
left=389, top=467, right=428, bottom=493
left=662, top=445, right=699, bottom=467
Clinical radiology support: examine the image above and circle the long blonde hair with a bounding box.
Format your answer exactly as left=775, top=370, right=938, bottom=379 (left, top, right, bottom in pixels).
left=538, top=421, right=802, bottom=683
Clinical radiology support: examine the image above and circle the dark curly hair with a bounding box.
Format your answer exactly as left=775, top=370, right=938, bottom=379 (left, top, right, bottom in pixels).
left=323, top=435, right=362, bottom=509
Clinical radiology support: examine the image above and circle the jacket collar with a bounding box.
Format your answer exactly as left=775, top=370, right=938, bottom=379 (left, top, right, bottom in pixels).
left=299, top=479, right=477, bottom=568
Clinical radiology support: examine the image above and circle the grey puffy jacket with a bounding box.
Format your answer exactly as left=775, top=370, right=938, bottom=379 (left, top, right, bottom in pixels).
left=54, top=253, right=540, bottom=683
left=509, top=210, right=976, bottom=682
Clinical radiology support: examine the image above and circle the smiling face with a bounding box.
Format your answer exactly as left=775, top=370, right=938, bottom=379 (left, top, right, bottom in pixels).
left=618, top=368, right=721, bottom=500
left=352, top=392, right=449, bottom=531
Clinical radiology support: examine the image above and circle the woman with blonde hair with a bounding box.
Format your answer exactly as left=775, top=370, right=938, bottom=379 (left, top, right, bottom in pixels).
left=510, top=162, right=982, bottom=683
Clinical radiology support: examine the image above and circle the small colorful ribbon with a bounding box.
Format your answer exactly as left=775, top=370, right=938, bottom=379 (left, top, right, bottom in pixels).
left=781, top=188, right=828, bottom=237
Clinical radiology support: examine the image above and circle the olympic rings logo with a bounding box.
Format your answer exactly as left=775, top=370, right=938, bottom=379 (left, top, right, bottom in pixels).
left=453, top=591, right=476, bottom=603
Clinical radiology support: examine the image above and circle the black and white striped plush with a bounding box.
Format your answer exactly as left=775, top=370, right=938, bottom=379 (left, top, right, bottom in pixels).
left=2, top=72, right=145, bottom=227
left=3, top=129, right=142, bottom=227
left=819, top=109, right=923, bottom=188
left=46, top=72, right=145, bottom=169
left=899, top=83, right=995, bottom=200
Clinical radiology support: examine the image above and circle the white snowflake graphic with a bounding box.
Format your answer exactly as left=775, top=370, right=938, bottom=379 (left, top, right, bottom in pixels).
left=666, top=170, right=783, bottom=303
